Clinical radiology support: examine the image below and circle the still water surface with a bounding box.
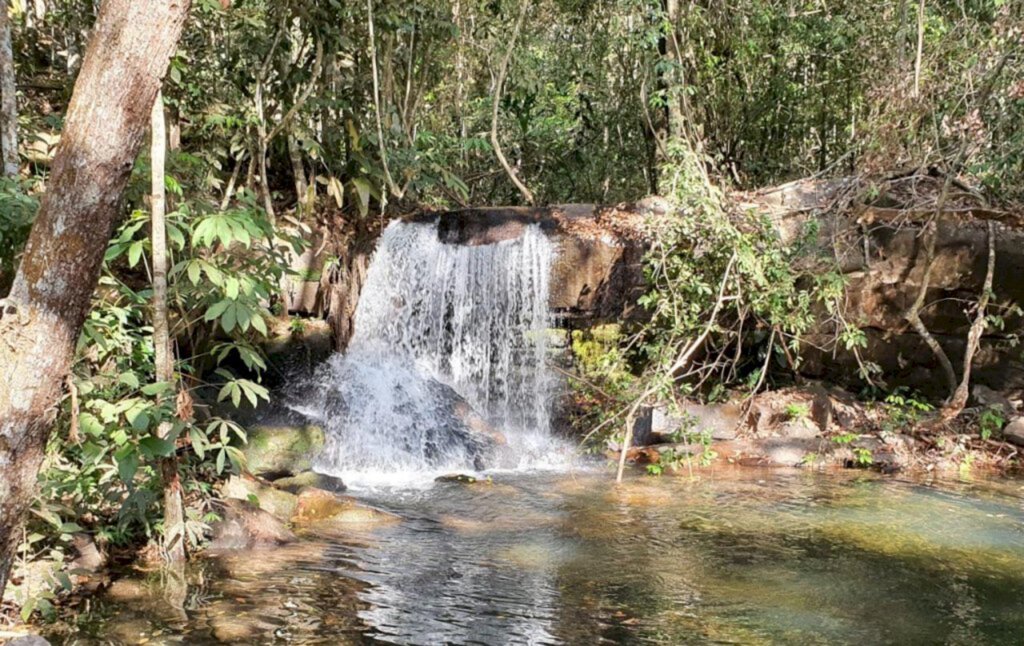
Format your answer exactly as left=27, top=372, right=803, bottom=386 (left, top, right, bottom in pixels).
left=54, top=467, right=1024, bottom=644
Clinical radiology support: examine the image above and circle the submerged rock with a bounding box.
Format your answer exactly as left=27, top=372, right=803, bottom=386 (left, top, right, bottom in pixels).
left=291, top=488, right=399, bottom=532
left=209, top=498, right=296, bottom=551
left=242, top=423, right=325, bottom=477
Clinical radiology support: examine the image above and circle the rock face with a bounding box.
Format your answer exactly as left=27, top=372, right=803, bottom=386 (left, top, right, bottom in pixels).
left=742, top=178, right=1024, bottom=399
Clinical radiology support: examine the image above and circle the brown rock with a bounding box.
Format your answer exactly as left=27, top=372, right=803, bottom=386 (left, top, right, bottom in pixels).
left=1002, top=417, right=1024, bottom=447
left=209, top=498, right=296, bottom=551
left=291, top=489, right=399, bottom=532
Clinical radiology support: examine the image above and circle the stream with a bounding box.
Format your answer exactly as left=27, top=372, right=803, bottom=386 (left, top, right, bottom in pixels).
left=53, top=466, right=1024, bottom=645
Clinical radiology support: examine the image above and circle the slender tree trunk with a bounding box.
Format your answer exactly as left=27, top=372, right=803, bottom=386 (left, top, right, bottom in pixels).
left=0, top=0, right=190, bottom=598
left=287, top=132, right=309, bottom=213
left=490, top=1, right=533, bottom=205
left=0, top=0, right=19, bottom=177
left=150, top=90, right=185, bottom=563
left=913, top=0, right=925, bottom=98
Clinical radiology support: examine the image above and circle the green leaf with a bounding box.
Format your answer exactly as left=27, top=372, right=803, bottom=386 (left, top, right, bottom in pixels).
left=352, top=178, right=372, bottom=217
left=115, top=446, right=139, bottom=486
left=139, top=436, right=176, bottom=458
left=222, top=302, right=237, bottom=333
left=141, top=381, right=172, bottom=396
left=118, top=372, right=141, bottom=389
left=79, top=412, right=104, bottom=437
left=204, top=299, right=231, bottom=321
left=251, top=313, right=267, bottom=336
left=127, top=240, right=145, bottom=268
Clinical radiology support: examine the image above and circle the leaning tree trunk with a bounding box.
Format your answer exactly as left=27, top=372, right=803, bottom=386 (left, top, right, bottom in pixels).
left=0, top=0, right=189, bottom=598
left=0, top=0, right=18, bottom=177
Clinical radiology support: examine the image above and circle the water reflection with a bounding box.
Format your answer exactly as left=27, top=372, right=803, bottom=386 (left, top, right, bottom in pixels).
left=50, top=468, right=1024, bottom=645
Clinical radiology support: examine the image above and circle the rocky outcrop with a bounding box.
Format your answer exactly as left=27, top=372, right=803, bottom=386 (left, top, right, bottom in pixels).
left=740, top=177, right=1024, bottom=399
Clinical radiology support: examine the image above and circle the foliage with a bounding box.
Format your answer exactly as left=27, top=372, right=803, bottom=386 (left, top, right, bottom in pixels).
left=14, top=155, right=305, bottom=617
left=0, top=177, right=38, bottom=290
left=979, top=407, right=1006, bottom=441
left=879, top=390, right=935, bottom=434
left=645, top=411, right=717, bottom=476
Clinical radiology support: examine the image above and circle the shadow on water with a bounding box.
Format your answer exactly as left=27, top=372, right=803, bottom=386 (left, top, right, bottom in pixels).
left=46, top=468, right=1024, bottom=645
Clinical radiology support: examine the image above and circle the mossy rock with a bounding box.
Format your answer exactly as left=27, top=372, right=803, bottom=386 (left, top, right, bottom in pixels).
left=242, top=424, right=326, bottom=477
left=290, top=489, right=399, bottom=533
left=221, top=474, right=299, bottom=521
left=271, top=470, right=347, bottom=494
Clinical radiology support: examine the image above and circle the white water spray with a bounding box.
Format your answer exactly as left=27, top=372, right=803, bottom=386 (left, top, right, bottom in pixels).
left=297, top=220, right=569, bottom=484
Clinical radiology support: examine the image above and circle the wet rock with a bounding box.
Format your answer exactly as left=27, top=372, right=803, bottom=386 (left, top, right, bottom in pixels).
left=242, top=423, right=325, bottom=477
left=291, top=489, right=399, bottom=532
left=1002, top=417, right=1024, bottom=447
left=209, top=499, right=296, bottom=551
left=435, top=473, right=480, bottom=484
left=271, top=470, right=347, bottom=494
left=222, top=473, right=299, bottom=520
left=453, top=401, right=507, bottom=446
left=262, top=319, right=333, bottom=386
left=6, top=636, right=52, bottom=646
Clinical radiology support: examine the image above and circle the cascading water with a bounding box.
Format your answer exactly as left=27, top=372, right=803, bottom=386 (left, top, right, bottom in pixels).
left=295, top=219, right=569, bottom=485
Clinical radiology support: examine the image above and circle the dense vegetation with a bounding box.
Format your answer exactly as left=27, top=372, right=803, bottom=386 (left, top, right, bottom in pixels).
left=0, top=0, right=1022, bottom=625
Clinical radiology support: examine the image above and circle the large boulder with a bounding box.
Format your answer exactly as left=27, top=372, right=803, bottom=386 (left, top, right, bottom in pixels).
left=242, top=423, right=325, bottom=478
left=208, top=498, right=296, bottom=551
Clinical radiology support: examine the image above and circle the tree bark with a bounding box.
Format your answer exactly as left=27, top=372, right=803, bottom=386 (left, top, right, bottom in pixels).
left=150, top=90, right=185, bottom=563
left=0, top=0, right=18, bottom=177
left=0, top=0, right=189, bottom=598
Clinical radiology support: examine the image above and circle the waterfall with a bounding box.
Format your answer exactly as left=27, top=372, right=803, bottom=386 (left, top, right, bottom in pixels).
left=296, top=219, right=568, bottom=484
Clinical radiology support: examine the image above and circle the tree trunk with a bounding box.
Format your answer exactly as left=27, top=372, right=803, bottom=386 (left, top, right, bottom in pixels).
left=0, top=0, right=18, bottom=177
left=150, top=90, right=185, bottom=563
left=0, top=0, right=189, bottom=598
left=490, top=0, right=533, bottom=205
left=287, top=132, right=309, bottom=214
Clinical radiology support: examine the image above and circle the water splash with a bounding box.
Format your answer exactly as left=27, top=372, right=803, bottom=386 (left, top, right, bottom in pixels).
left=297, top=220, right=569, bottom=485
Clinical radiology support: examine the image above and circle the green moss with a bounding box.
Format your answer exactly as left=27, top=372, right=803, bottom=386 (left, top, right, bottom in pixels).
left=242, top=424, right=326, bottom=477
